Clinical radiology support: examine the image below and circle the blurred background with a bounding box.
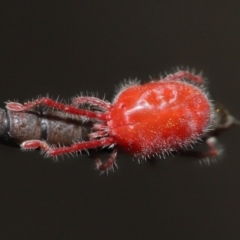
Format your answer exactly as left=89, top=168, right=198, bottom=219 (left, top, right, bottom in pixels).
left=0, top=1, right=240, bottom=239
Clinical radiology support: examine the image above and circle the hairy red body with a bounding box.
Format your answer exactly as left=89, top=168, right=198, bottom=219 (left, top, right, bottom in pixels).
left=108, top=80, right=211, bottom=157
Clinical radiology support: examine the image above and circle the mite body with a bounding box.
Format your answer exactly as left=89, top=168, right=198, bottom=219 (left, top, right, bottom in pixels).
left=4, top=70, right=239, bottom=172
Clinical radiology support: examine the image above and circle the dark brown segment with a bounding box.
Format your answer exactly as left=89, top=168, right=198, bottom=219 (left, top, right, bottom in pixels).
left=0, top=109, right=11, bottom=145
left=42, top=111, right=90, bottom=145
left=0, top=108, right=91, bottom=146
left=8, top=110, right=42, bottom=145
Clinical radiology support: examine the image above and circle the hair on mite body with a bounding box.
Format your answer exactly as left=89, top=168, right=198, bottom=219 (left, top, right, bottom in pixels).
left=112, top=75, right=215, bottom=158
left=113, top=78, right=141, bottom=101
left=5, top=69, right=238, bottom=173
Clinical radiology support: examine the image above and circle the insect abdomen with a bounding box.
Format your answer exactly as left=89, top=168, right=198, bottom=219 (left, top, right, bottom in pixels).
left=0, top=108, right=90, bottom=147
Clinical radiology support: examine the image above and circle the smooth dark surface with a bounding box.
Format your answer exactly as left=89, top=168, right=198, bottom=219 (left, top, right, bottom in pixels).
left=0, top=1, right=240, bottom=239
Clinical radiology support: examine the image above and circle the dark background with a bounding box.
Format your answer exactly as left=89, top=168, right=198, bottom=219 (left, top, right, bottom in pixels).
left=0, top=1, right=240, bottom=239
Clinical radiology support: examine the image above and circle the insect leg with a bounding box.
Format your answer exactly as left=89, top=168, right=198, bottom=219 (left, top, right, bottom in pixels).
left=21, top=138, right=115, bottom=156
left=164, top=71, right=204, bottom=85
left=72, top=97, right=111, bottom=110
left=6, top=97, right=108, bottom=121
left=202, top=137, right=223, bottom=158
left=95, top=148, right=118, bottom=172
left=180, top=136, right=223, bottom=160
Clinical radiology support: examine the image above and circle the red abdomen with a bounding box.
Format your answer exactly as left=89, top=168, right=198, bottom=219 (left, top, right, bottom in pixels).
left=107, top=80, right=212, bottom=158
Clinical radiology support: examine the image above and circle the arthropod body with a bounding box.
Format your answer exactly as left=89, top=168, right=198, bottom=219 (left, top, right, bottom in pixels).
left=0, top=108, right=90, bottom=146
left=109, top=79, right=212, bottom=158
left=4, top=70, right=239, bottom=172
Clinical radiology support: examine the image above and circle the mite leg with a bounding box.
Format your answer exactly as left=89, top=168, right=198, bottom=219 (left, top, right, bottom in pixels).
left=72, top=97, right=111, bottom=110
left=21, top=138, right=115, bottom=157
left=202, top=137, right=223, bottom=158
left=164, top=71, right=204, bottom=85
left=6, top=97, right=108, bottom=121
left=181, top=137, right=223, bottom=159
left=95, top=148, right=118, bottom=172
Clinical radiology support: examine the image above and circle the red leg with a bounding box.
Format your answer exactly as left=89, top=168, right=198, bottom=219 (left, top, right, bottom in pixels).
left=164, top=71, right=204, bottom=85
left=21, top=138, right=115, bottom=156
left=89, top=131, right=108, bottom=140
left=72, top=97, right=111, bottom=110
left=6, top=97, right=108, bottom=121
left=181, top=137, right=223, bottom=159
left=95, top=148, right=118, bottom=172
left=204, top=137, right=223, bottom=158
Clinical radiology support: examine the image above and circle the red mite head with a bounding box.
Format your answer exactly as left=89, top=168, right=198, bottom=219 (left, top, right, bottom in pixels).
left=107, top=80, right=213, bottom=158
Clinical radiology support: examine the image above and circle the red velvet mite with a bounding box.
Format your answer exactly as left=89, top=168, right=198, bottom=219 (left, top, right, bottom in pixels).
left=6, top=70, right=221, bottom=172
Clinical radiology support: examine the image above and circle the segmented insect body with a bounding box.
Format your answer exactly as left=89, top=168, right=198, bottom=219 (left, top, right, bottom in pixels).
left=3, top=70, right=240, bottom=172
left=0, top=108, right=90, bottom=147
